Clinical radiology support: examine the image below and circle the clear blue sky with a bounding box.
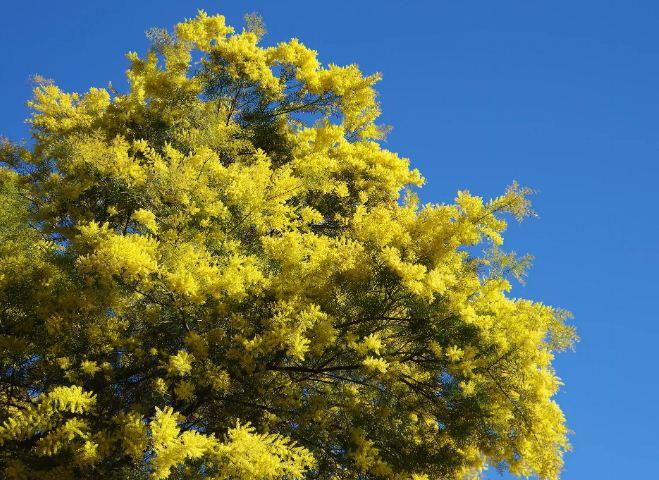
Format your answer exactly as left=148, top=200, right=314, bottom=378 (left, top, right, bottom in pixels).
left=2, top=1, right=658, bottom=478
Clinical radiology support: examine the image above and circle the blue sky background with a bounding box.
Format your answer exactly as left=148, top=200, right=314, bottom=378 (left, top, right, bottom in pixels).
left=2, top=1, right=658, bottom=478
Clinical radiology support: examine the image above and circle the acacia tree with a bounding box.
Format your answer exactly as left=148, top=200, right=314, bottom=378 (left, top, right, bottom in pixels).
left=0, top=11, right=575, bottom=480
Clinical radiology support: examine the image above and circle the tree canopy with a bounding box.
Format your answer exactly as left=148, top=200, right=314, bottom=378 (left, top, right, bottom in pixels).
left=0, top=11, right=575, bottom=480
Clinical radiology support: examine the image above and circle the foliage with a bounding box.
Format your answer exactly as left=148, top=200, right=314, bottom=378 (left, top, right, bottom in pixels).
left=0, top=11, right=575, bottom=480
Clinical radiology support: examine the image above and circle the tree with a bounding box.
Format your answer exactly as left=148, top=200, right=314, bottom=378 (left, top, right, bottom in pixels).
left=0, top=11, right=575, bottom=480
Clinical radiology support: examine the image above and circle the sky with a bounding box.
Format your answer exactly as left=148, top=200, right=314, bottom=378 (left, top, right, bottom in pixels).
left=1, top=1, right=658, bottom=478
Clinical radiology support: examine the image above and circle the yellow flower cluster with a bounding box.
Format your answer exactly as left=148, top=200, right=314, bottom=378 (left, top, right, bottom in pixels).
left=0, top=10, right=574, bottom=480
left=150, top=408, right=314, bottom=480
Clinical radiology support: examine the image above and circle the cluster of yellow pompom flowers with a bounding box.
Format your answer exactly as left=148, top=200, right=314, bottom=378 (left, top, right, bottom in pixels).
left=0, top=10, right=574, bottom=480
